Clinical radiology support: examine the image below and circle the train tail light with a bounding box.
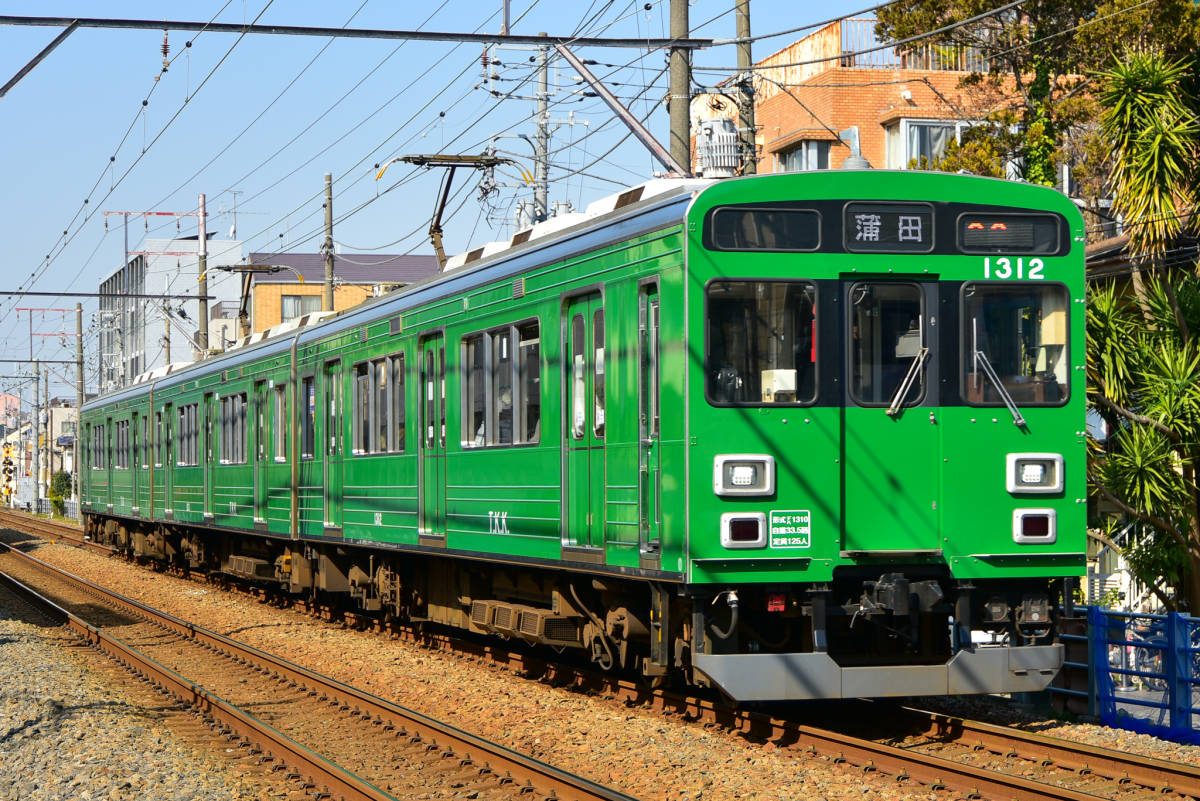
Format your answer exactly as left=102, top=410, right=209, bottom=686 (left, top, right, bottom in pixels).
left=720, top=512, right=766, bottom=549
left=1013, top=509, right=1056, bottom=544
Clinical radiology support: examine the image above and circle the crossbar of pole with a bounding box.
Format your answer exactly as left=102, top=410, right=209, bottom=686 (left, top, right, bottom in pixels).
left=0, top=16, right=714, bottom=49
left=0, top=359, right=77, bottom=365
left=1, top=291, right=215, bottom=299
left=0, top=19, right=77, bottom=98
left=555, top=44, right=688, bottom=177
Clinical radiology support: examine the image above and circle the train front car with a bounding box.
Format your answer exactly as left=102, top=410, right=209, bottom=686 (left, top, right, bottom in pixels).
left=683, top=170, right=1085, bottom=701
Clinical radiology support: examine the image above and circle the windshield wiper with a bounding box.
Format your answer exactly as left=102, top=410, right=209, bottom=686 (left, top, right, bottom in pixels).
left=886, top=346, right=929, bottom=417
left=974, top=349, right=1026, bottom=427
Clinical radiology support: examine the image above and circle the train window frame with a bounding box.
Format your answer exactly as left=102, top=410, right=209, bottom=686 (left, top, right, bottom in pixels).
left=847, top=281, right=928, bottom=408
left=703, top=205, right=822, bottom=252
left=219, top=392, right=248, bottom=465
left=703, top=278, right=820, bottom=408
left=351, top=355, right=403, bottom=456
left=461, top=318, right=541, bottom=449
left=176, top=403, right=199, bottom=466
left=955, top=211, right=1066, bottom=256
left=389, top=352, right=405, bottom=453
left=959, top=280, right=1071, bottom=408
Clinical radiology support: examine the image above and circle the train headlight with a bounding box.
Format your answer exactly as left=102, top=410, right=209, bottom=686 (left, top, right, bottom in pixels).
left=720, top=512, right=766, bottom=548
left=713, top=454, right=775, bottom=497
left=1006, top=453, right=1063, bottom=494
left=1013, top=508, right=1057, bottom=544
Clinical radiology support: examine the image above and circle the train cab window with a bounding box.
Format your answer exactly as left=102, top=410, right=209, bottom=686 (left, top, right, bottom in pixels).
left=962, top=282, right=1069, bottom=405
left=301, top=377, right=316, bottom=460
left=849, top=282, right=924, bottom=406
left=706, top=280, right=817, bottom=405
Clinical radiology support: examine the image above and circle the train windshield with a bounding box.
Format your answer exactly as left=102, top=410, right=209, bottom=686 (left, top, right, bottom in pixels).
left=706, top=280, right=816, bottom=405
left=962, top=282, right=1069, bottom=406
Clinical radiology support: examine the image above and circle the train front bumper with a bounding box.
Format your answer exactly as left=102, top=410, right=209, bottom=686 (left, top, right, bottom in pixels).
left=691, top=643, right=1062, bottom=701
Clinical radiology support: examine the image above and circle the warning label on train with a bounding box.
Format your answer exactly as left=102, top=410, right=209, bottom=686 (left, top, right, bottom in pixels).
left=769, top=510, right=811, bottom=548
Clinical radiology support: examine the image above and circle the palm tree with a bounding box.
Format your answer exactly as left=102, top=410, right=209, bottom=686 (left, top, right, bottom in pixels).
left=1088, top=51, right=1200, bottom=611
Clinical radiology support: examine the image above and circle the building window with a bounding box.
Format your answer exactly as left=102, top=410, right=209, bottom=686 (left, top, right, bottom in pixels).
left=776, top=140, right=829, bottom=172
left=281, top=294, right=322, bottom=321
left=885, top=118, right=976, bottom=169
left=462, top=321, right=540, bottom=447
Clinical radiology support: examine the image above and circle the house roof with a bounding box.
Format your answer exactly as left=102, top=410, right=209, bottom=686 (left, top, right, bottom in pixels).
left=246, top=252, right=438, bottom=285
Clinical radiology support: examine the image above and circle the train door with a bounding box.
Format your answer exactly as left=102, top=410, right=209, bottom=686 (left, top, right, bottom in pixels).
left=253, top=380, right=268, bottom=524
left=564, top=293, right=606, bottom=552
left=638, top=283, right=662, bottom=566
left=203, top=393, right=216, bottom=519
left=841, top=279, right=941, bottom=555
left=130, top=413, right=139, bottom=510
left=418, top=333, right=446, bottom=541
left=322, top=359, right=344, bottom=533
left=105, top=417, right=113, bottom=510
left=162, top=405, right=173, bottom=515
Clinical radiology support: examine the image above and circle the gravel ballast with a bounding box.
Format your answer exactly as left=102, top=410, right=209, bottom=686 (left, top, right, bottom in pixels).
left=0, top=589, right=286, bottom=801
left=11, top=537, right=1199, bottom=799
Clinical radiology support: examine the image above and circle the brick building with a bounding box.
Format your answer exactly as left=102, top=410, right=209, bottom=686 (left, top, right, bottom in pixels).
left=694, top=17, right=1019, bottom=174
left=245, top=253, right=438, bottom=332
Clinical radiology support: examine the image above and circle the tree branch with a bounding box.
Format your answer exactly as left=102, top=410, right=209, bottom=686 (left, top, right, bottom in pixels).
left=1087, top=469, right=1192, bottom=553
left=1091, top=382, right=1182, bottom=442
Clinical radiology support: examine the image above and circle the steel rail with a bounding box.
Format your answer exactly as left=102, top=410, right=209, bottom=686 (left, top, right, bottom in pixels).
left=0, top=565, right=397, bottom=801
left=0, top=542, right=636, bottom=801
left=10, top=510, right=1196, bottom=798
left=909, top=708, right=1200, bottom=797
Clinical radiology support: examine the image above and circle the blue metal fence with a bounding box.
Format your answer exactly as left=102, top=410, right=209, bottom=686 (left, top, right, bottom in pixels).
left=1088, top=607, right=1200, bottom=744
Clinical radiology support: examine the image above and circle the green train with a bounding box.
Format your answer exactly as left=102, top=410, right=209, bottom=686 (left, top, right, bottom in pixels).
left=80, top=169, right=1085, bottom=701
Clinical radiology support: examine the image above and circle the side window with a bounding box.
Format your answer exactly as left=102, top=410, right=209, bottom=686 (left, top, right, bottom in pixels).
left=353, top=364, right=370, bottom=454
left=375, top=358, right=389, bottom=453
left=517, top=323, right=540, bottom=443
left=462, top=321, right=541, bottom=447
left=463, top=335, right=487, bottom=447
left=219, top=393, right=248, bottom=464
left=593, top=309, right=605, bottom=439
left=140, top=416, right=149, bottom=468
left=390, top=354, right=405, bottom=452
left=301, top=377, right=315, bottom=460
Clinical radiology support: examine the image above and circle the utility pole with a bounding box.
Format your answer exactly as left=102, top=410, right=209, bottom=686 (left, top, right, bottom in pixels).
left=533, top=38, right=550, bottom=223
left=196, top=193, right=209, bottom=357
left=323, top=173, right=335, bottom=312
left=32, top=358, right=39, bottom=509
left=43, top=367, right=49, bottom=500
left=669, top=0, right=691, bottom=174
left=75, top=303, right=83, bottom=518
left=736, top=0, right=756, bottom=175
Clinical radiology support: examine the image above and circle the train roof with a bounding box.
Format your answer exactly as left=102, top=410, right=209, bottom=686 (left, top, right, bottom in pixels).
left=86, top=177, right=714, bottom=411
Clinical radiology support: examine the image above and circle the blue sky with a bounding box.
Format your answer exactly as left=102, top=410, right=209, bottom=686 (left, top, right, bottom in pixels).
left=0, top=0, right=871, bottom=399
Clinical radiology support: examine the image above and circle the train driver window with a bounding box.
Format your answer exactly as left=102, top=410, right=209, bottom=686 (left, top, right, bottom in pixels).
left=962, top=282, right=1069, bottom=406
left=706, top=280, right=817, bottom=405
left=848, top=282, right=924, bottom=407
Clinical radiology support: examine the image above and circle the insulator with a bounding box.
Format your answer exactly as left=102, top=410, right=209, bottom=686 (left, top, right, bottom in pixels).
left=162, top=31, right=170, bottom=63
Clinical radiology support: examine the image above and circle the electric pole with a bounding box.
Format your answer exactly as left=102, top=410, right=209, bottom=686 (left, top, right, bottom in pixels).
left=75, top=302, right=83, bottom=517
left=197, top=192, right=209, bottom=357
left=32, top=358, right=39, bottom=508
left=736, top=0, right=756, bottom=174
left=534, top=38, right=549, bottom=223
left=43, top=366, right=49, bottom=500
left=669, top=0, right=691, bottom=174
left=323, top=173, right=335, bottom=312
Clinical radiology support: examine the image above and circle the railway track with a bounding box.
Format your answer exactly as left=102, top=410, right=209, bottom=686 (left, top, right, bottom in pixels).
left=4, top=509, right=1199, bottom=800
left=0, top=540, right=635, bottom=801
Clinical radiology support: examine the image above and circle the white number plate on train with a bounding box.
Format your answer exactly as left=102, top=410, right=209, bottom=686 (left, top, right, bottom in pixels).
left=983, top=257, right=1044, bottom=280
